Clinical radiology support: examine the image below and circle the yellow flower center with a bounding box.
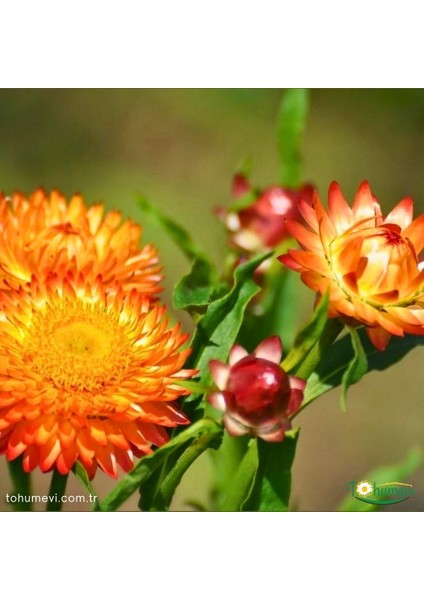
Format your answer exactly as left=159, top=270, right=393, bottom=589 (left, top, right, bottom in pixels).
left=23, top=301, right=133, bottom=392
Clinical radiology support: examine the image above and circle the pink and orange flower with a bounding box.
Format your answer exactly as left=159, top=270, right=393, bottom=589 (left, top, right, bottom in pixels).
left=208, top=337, right=305, bottom=441
left=280, top=181, right=424, bottom=350
left=216, top=174, right=314, bottom=253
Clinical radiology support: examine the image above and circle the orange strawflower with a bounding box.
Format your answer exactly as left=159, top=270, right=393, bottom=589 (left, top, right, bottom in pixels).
left=0, top=274, right=193, bottom=478
left=0, top=188, right=162, bottom=294
left=279, top=181, right=424, bottom=350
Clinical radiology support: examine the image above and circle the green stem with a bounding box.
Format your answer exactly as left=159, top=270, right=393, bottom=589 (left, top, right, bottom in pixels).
left=294, top=319, right=344, bottom=381
left=151, top=427, right=222, bottom=511
left=46, top=471, right=69, bottom=512
left=8, top=458, right=32, bottom=511
left=220, top=440, right=258, bottom=511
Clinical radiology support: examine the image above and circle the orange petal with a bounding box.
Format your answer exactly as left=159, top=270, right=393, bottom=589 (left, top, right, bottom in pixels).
left=366, top=326, right=391, bottom=351
left=328, top=181, right=353, bottom=233
left=403, top=214, right=424, bottom=254
left=385, top=197, right=413, bottom=229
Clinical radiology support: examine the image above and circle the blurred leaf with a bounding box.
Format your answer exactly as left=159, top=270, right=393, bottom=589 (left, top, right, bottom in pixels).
left=304, top=329, right=424, bottom=408
left=278, top=89, right=309, bottom=187
left=242, top=430, right=299, bottom=511
left=136, top=193, right=212, bottom=265
left=173, top=258, right=220, bottom=312
left=340, top=326, right=368, bottom=411
left=146, top=421, right=223, bottom=511
left=7, top=457, right=32, bottom=512
left=338, top=448, right=423, bottom=512
left=281, top=292, right=329, bottom=373
left=182, top=251, right=271, bottom=420
left=96, top=419, right=221, bottom=511
left=73, top=463, right=100, bottom=509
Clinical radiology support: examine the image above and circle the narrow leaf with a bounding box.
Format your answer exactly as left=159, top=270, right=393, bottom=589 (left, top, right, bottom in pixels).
left=73, top=462, right=100, bottom=509
left=243, top=430, right=299, bottom=512
left=148, top=422, right=223, bottom=511
left=136, top=193, right=211, bottom=264
left=281, top=291, right=329, bottom=373
left=278, top=89, right=309, bottom=187
left=183, top=251, right=271, bottom=419
left=304, top=329, right=424, bottom=408
left=340, top=326, right=368, bottom=411
left=97, top=419, right=221, bottom=511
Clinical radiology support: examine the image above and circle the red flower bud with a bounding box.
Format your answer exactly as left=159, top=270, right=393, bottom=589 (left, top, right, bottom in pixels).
left=208, top=336, right=305, bottom=442
left=216, top=176, right=314, bottom=253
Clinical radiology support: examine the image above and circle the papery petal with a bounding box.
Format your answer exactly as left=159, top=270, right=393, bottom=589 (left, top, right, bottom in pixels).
left=229, top=344, right=249, bottom=366
left=209, top=360, right=230, bottom=389
left=254, top=336, right=283, bottom=364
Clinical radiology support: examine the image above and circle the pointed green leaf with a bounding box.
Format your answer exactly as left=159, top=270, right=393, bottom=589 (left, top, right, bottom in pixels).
left=73, top=462, right=100, bottom=509
left=340, top=326, right=368, bottom=410
left=136, top=193, right=211, bottom=264
left=281, top=292, right=329, bottom=373
left=304, top=328, right=424, bottom=408
left=278, top=89, right=309, bottom=187
left=242, top=430, right=299, bottom=512
left=173, top=258, right=220, bottom=312
left=182, top=251, right=272, bottom=420
left=147, top=422, right=223, bottom=511
left=338, top=448, right=423, bottom=512
left=96, top=418, right=222, bottom=511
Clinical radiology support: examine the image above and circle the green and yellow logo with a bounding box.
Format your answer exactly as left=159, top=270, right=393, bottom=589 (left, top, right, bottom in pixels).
left=346, top=480, right=415, bottom=505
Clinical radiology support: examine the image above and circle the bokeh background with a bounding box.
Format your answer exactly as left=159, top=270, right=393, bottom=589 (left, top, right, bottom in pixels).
left=0, top=89, right=423, bottom=511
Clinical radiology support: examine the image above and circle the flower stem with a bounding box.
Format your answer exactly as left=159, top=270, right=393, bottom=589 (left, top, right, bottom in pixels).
left=8, top=458, right=32, bottom=511
left=220, top=440, right=258, bottom=511
left=47, top=471, right=69, bottom=512
left=294, top=318, right=344, bottom=381
left=150, top=426, right=223, bottom=511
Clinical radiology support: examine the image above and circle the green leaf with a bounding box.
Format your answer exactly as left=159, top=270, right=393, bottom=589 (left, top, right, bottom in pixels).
left=338, top=448, right=423, bottom=512
left=173, top=258, right=219, bottom=312
left=140, top=253, right=270, bottom=509
left=73, top=462, right=100, bottom=509
left=96, top=419, right=221, bottom=511
left=304, top=328, right=424, bottom=409
left=136, top=193, right=211, bottom=264
left=243, top=430, right=300, bottom=511
left=281, top=292, right=329, bottom=373
left=182, top=251, right=271, bottom=420
left=340, top=326, right=368, bottom=411
left=277, top=89, right=309, bottom=187
left=147, top=422, right=223, bottom=511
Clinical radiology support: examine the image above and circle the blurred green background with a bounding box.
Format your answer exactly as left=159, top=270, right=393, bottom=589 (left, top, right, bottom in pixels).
left=0, top=89, right=423, bottom=511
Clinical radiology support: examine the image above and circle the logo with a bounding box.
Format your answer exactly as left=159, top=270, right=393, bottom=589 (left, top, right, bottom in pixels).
left=346, top=480, right=415, bottom=505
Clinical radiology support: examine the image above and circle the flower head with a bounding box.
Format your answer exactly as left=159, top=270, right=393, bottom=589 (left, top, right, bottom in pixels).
left=208, top=337, right=304, bottom=441
left=0, top=188, right=162, bottom=294
left=0, top=274, right=193, bottom=477
left=279, top=181, right=424, bottom=350
left=216, top=174, right=314, bottom=253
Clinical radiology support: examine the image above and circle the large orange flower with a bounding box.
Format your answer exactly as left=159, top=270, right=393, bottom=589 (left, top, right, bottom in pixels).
left=279, top=181, right=424, bottom=350
left=0, top=274, right=193, bottom=477
left=0, top=188, right=162, bottom=294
